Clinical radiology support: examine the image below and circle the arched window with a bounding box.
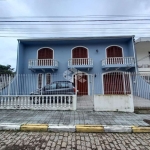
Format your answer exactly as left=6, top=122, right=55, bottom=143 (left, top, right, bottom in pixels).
left=106, top=46, right=123, bottom=57
left=72, top=47, right=88, bottom=58
left=38, top=48, right=53, bottom=66
left=106, top=46, right=123, bottom=64
left=72, top=47, right=88, bottom=65
left=38, top=48, right=53, bottom=59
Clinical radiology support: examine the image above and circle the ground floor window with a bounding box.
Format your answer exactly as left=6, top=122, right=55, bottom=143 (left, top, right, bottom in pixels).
left=46, top=73, right=51, bottom=85
left=38, top=73, right=51, bottom=89
left=38, top=73, right=43, bottom=89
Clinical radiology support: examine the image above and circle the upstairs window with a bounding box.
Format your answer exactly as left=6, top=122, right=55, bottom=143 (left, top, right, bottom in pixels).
left=107, top=46, right=123, bottom=57
left=38, top=48, right=53, bottom=66
left=72, top=47, right=88, bottom=58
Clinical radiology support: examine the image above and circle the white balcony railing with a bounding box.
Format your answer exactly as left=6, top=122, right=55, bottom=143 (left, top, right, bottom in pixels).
left=138, top=61, right=150, bottom=68
left=102, top=57, right=135, bottom=66
left=68, top=58, right=93, bottom=66
left=28, top=59, right=58, bottom=67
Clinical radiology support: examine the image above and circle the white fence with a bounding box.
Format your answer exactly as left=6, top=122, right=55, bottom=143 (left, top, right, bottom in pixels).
left=68, top=58, right=93, bottom=66
left=28, top=59, right=58, bottom=67
left=102, top=57, right=135, bottom=66
left=0, top=95, right=76, bottom=110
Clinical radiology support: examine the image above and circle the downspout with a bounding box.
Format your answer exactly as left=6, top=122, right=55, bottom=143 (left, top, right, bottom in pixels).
left=132, top=36, right=139, bottom=96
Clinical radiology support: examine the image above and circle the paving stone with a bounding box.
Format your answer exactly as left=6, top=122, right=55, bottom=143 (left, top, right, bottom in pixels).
left=61, top=142, right=67, bottom=148
left=0, top=132, right=150, bottom=149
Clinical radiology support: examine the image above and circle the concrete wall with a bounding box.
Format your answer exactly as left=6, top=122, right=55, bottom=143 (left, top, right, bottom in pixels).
left=94, top=94, right=134, bottom=112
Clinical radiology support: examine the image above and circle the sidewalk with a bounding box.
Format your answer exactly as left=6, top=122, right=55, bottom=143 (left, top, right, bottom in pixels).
left=0, top=110, right=150, bottom=133
left=0, top=109, right=150, bottom=125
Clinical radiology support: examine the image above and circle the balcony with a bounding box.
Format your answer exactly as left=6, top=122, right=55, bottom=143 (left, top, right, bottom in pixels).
left=102, top=57, right=135, bottom=70
left=68, top=58, right=93, bottom=70
left=138, top=61, right=150, bottom=72
left=28, top=59, right=58, bottom=71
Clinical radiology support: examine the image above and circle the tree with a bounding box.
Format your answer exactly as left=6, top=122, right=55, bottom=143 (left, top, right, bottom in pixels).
left=0, top=64, right=15, bottom=74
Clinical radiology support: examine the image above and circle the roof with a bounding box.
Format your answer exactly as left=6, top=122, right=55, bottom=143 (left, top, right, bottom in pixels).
left=135, top=37, right=150, bottom=43
left=18, top=35, right=134, bottom=42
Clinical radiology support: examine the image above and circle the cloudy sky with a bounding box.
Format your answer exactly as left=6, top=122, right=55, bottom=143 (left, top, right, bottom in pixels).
left=0, top=0, right=150, bottom=70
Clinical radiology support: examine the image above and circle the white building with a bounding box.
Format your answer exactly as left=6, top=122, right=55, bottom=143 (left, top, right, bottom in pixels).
left=135, top=37, right=150, bottom=73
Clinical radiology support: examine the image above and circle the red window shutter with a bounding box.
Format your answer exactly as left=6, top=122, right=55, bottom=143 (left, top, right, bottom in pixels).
left=107, top=46, right=122, bottom=57
left=72, top=47, right=88, bottom=58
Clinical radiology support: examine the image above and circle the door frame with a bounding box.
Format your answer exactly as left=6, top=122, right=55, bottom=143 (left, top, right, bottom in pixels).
left=72, top=71, right=90, bottom=95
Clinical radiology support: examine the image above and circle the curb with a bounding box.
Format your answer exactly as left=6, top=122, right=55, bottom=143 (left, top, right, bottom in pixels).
left=0, top=124, right=150, bottom=133
left=76, top=125, right=104, bottom=133
left=21, top=124, right=48, bottom=132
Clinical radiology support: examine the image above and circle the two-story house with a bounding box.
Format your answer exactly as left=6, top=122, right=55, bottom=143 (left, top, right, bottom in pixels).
left=12, top=36, right=136, bottom=111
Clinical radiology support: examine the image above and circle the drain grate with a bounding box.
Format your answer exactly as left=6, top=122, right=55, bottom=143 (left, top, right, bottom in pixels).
left=143, top=119, right=150, bottom=125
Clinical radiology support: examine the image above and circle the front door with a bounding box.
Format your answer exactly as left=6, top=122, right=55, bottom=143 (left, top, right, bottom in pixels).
left=74, top=73, right=88, bottom=95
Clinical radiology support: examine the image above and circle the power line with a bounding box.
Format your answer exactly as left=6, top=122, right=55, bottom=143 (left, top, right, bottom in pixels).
left=0, top=14, right=150, bottom=19
left=0, top=19, right=150, bottom=23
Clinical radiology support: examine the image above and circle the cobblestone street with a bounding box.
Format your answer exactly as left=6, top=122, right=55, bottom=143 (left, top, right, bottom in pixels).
left=0, top=131, right=150, bottom=150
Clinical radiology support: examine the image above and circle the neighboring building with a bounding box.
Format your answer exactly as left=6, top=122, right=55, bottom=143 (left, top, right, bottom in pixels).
left=135, top=37, right=150, bottom=73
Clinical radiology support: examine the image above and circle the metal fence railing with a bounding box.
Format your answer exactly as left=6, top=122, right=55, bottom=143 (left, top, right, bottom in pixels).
left=0, top=72, right=150, bottom=109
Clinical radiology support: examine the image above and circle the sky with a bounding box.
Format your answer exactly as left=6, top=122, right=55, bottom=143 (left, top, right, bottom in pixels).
left=0, top=0, right=150, bottom=70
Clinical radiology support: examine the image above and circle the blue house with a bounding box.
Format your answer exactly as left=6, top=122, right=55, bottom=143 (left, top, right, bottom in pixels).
left=16, top=36, right=136, bottom=94
left=0, top=36, right=137, bottom=111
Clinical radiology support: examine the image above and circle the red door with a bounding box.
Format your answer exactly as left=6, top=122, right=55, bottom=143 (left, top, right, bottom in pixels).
left=72, top=47, right=88, bottom=65
left=74, top=73, right=88, bottom=95
left=107, top=46, right=123, bottom=64
left=38, top=48, right=53, bottom=65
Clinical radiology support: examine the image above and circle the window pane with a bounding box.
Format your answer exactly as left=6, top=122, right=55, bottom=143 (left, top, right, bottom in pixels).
left=46, top=74, right=51, bottom=84
left=38, top=74, right=42, bottom=89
